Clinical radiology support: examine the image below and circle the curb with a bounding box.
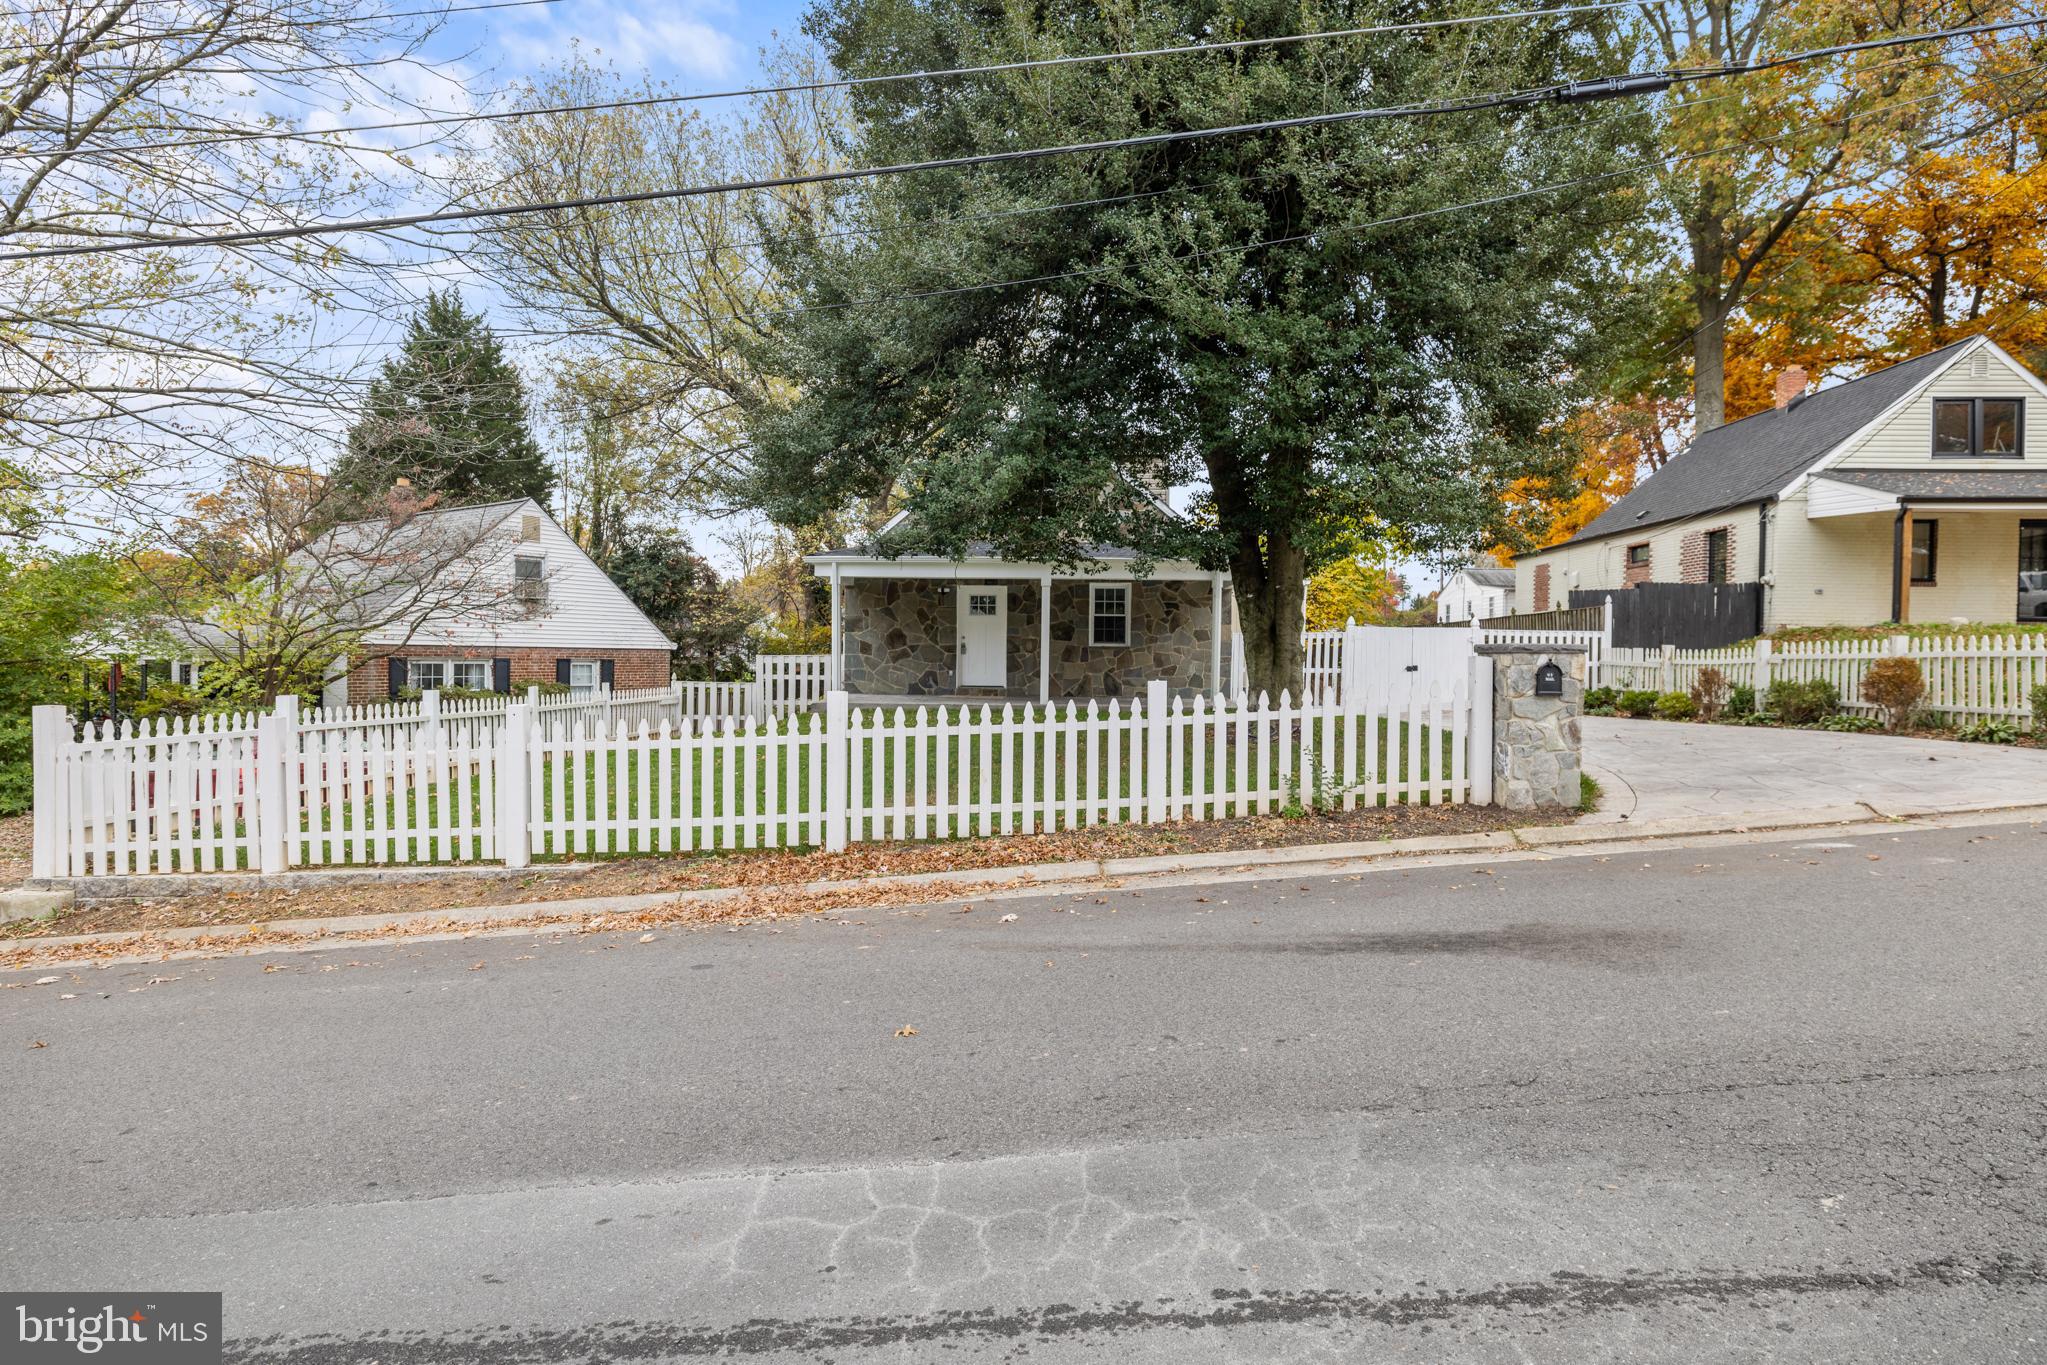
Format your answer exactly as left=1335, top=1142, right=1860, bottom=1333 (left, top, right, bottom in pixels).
left=15, top=801, right=2047, bottom=968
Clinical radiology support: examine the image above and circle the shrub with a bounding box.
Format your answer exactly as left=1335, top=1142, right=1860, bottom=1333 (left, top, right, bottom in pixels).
left=1688, top=667, right=1730, bottom=722
left=1735, top=711, right=1779, bottom=726
left=1765, top=678, right=1840, bottom=725
left=1859, top=657, right=1926, bottom=733
left=1957, top=717, right=2020, bottom=744
left=1654, top=691, right=1697, bottom=721
left=1617, top=689, right=1660, bottom=718
left=1817, top=713, right=1882, bottom=733
left=1727, top=683, right=1756, bottom=717
left=1585, top=705, right=1617, bottom=717
left=1584, top=686, right=1618, bottom=711
left=2031, top=683, right=2047, bottom=734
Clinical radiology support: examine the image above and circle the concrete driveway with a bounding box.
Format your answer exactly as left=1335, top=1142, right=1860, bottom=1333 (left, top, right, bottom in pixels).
left=1582, top=714, right=2047, bottom=823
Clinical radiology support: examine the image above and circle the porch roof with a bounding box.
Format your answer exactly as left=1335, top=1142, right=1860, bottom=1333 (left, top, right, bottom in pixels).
left=1808, top=468, right=2047, bottom=518
left=806, top=547, right=1223, bottom=581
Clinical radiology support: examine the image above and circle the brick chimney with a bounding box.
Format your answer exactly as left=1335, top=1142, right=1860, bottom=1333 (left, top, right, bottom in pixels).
left=1773, top=365, right=1809, bottom=410
left=387, top=476, right=421, bottom=527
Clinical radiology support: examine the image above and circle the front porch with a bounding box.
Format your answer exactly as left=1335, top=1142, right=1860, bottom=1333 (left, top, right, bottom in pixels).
left=809, top=552, right=1234, bottom=703
left=1799, top=471, right=2047, bottom=624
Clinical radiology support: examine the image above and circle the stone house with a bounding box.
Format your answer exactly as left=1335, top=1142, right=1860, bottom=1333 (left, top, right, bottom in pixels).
left=808, top=537, right=1235, bottom=702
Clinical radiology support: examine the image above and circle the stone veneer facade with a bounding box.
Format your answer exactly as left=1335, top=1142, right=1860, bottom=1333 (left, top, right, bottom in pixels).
left=1476, top=642, right=1585, bottom=811
left=839, top=579, right=1229, bottom=698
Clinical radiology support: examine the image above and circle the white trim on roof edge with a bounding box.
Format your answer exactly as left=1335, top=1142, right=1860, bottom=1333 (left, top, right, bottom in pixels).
left=1773, top=336, right=2012, bottom=502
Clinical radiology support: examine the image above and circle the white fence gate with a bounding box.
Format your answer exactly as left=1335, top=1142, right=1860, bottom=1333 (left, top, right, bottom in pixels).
left=34, top=672, right=1491, bottom=878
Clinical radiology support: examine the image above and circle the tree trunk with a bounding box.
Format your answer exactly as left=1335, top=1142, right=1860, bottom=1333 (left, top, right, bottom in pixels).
left=1691, top=290, right=1728, bottom=433
left=1230, top=532, right=1307, bottom=702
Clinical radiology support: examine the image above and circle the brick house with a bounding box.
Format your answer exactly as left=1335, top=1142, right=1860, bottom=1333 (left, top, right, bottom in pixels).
left=1515, top=337, right=2047, bottom=628
left=313, top=488, right=674, bottom=706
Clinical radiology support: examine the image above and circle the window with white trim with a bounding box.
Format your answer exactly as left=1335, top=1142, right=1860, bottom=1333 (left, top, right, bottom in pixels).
left=568, top=659, right=600, bottom=694
left=514, top=554, right=544, bottom=581
left=408, top=660, right=445, bottom=691
left=1090, top=584, right=1130, bottom=646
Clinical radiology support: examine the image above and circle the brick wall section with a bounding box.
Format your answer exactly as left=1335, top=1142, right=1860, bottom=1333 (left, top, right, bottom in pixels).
left=1623, top=543, right=1653, bottom=587
left=1532, top=563, right=1551, bottom=612
left=1679, top=525, right=1735, bottom=584
left=343, top=645, right=671, bottom=705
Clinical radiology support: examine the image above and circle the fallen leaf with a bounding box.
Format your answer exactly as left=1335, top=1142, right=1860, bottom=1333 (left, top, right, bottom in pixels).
left=28, top=1040, right=46, bottom=1049
left=638, top=933, right=656, bottom=943
left=894, top=1025, right=917, bottom=1038
left=469, top=962, right=485, bottom=971
left=33, top=976, right=57, bottom=986
left=999, top=913, right=1018, bottom=923
left=58, top=993, right=76, bottom=1000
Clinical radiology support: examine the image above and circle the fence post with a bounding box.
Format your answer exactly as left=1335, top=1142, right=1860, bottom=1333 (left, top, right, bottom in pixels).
left=1659, top=643, right=1676, bottom=692
left=1468, top=651, right=1495, bottom=806
left=420, top=686, right=442, bottom=749
left=1145, top=679, right=1169, bottom=825
left=1754, top=638, right=1774, bottom=696
left=1887, top=633, right=1909, bottom=657
left=825, top=688, right=850, bottom=853
left=255, top=710, right=289, bottom=875
left=30, top=704, right=68, bottom=879
left=499, top=701, right=533, bottom=869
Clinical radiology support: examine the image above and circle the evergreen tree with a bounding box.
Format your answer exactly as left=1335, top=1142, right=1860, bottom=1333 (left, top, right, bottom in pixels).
left=334, top=288, right=553, bottom=510
left=747, top=0, right=1648, bottom=695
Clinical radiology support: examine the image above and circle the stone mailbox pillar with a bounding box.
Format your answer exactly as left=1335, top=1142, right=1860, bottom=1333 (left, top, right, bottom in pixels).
left=1474, top=643, right=1586, bottom=811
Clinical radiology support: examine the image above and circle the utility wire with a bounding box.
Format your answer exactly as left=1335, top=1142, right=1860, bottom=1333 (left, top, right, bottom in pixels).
left=8, top=14, right=2042, bottom=264
left=0, top=0, right=1661, bottom=162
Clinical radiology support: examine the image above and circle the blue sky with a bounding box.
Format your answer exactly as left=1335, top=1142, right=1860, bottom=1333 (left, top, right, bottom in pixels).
left=442, top=0, right=814, bottom=94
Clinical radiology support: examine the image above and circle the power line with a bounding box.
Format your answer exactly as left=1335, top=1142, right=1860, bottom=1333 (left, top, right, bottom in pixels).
left=1, top=0, right=561, bottom=26
left=10, top=15, right=2043, bottom=264
left=631, top=61, right=2047, bottom=330
left=0, top=1, right=1659, bottom=163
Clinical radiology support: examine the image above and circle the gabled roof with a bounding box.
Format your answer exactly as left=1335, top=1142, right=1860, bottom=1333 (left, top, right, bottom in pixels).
left=1564, top=339, right=1978, bottom=545
left=1452, top=566, right=1516, bottom=588
left=1816, top=468, right=2047, bottom=500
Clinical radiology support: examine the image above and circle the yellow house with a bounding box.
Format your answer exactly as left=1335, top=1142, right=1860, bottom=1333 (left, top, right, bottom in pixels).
left=1518, top=337, right=2047, bottom=629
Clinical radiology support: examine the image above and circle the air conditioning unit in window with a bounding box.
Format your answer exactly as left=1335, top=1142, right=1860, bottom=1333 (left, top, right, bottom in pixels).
left=514, top=579, right=548, bottom=606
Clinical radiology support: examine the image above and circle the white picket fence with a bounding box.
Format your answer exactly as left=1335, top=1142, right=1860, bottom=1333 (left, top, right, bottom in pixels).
left=1596, top=634, right=2047, bottom=726
left=757, top=653, right=831, bottom=715
left=34, top=674, right=1490, bottom=877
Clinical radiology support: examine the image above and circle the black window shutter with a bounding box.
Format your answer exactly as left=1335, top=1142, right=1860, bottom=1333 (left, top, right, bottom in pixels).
left=555, top=658, right=571, bottom=685
left=492, top=657, right=512, bottom=693
left=387, top=657, right=406, bottom=698
left=599, top=659, right=616, bottom=687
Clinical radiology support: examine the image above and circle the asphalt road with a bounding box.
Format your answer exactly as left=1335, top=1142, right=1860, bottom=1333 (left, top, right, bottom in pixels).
left=6, top=820, right=2047, bottom=1362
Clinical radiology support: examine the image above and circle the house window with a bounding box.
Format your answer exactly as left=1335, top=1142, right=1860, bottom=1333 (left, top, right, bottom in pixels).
left=1704, top=528, right=1730, bottom=584
left=1911, top=519, right=1938, bottom=585
left=1626, top=543, right=1651, bottom=567
left=408, top=660, right=445, bottom=691
left=1090, top=584, right=1130, bottom=646
left=514, top=555, right=543, bottom=581
left=568, top=659, right=600, bottom=694
left=449, top=660, right=490, bottom=691
left=1933, top=397, right=2025, bottom=457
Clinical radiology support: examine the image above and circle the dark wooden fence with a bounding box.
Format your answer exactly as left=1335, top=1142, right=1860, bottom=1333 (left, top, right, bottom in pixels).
left=1571, top=583, right=1762, bottom=649
left=1477, top=603, right=1606, bottom=633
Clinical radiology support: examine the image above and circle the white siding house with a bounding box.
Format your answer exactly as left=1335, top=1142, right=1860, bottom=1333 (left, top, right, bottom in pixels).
left=1517, top=337, right=2047, bottom=630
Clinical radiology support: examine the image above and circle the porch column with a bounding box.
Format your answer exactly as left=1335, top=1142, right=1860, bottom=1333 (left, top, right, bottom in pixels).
left=1039, top=571, right=1052, bottom=705
left=829, top=561, right=844, bottom=691
left=1891, top=507, right=1912, bottom=624
left=1209, top=571, right=1224, bottom=696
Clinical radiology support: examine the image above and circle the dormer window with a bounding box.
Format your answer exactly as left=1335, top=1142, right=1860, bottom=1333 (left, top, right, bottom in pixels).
left=1933, top=397, right=2024, bottom=457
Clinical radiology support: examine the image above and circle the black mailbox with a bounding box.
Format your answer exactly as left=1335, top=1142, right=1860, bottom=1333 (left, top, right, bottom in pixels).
left=1534, top=661, right=1564, bottom=697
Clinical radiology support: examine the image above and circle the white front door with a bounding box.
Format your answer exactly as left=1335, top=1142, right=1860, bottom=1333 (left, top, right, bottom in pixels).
left=957, top=586, right=1006, bottom=687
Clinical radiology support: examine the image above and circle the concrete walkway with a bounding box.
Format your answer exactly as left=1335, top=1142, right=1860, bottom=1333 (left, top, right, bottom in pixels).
left=1581, top=715, right=2047, bottom=823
